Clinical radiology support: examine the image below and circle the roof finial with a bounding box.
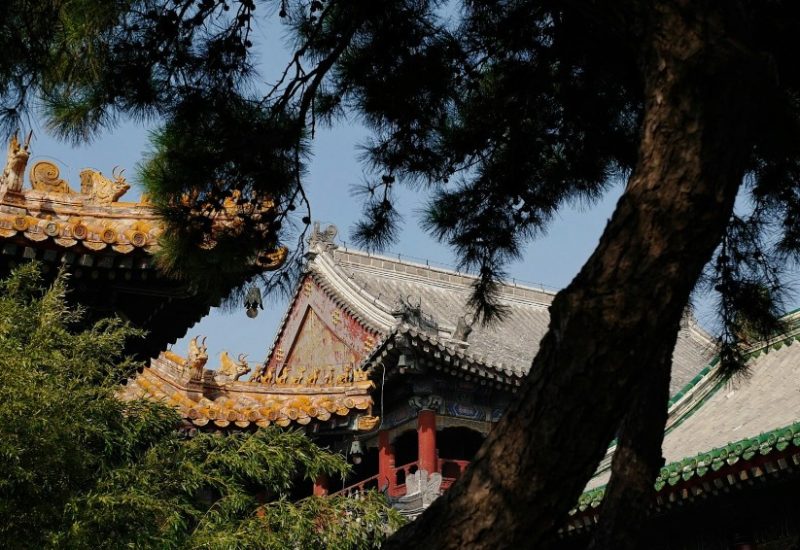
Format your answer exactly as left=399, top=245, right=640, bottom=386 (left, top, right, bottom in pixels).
left=0, top=130, right=32, bottom=193
left=308, top=222, right=338, bottom=253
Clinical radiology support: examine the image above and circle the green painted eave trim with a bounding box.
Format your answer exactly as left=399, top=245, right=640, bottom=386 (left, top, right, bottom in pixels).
left=667, top=332, right=800, bottom=409
left=667, top=359, right=717, bottom=407
left=574, top=419, right=800, bottom=513
left=741, top=330, right=800, bottom=363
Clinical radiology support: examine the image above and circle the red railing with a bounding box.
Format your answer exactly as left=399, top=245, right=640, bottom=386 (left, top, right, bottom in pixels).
left=334, top=458, right=472, bottom=498
left=331, top=473, right=381, bottom=497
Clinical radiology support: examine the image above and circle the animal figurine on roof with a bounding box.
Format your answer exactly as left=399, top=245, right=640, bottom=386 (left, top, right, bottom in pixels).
left=0, top=131, right=32, bottom=193
left=186, top=336, right=208, bottom=381
left=309, top=222, right=338, bottom=251
left=79, top=166, right=130, bottom=204
left=452, top=314, right=474, bottom=342
left=216, top=352, right=251, bottom=383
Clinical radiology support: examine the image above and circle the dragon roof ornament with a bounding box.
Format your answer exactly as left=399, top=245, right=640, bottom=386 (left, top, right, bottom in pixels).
left=0, top=130, right=32, bottom=193
left=308, top=222, right=338, bottom=254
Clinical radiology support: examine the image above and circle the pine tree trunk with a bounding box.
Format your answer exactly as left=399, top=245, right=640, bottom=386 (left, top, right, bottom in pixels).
left=588, top=338, right=675, bottom=550
left=383, top=2, right=760, bottom=548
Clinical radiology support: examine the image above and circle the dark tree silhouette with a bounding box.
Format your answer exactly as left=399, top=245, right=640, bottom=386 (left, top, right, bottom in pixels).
left=4, top=1, right=800, bottom=547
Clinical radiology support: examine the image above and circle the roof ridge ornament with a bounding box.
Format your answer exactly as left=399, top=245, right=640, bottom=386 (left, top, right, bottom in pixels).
left=79, top=166, right=130, bottom=204
left=308, top=222, right=338, bottom=254
left=185, top=335, right=208, bottom=381
left=392, top=295, right=439, bottom=334
left=216, top=351, right=251, bottom=383
left=30, top=160, right=73, bottom=194
left=0, top=130, right=32, bottom=193
left=451, top=314, right=474, bottom=345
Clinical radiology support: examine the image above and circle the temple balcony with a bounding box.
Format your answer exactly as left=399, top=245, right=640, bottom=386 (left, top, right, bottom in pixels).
left=331, top=458, right=471, bottom=519
left=333, top=457, right=470, bottom=499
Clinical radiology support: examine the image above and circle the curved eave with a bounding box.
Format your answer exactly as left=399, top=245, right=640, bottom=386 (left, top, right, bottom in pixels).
left=565, top=420, right=800, bottom=535
left=0, top=195, right=287, bottom=262
left=121, top=352, right=379, bottom=431
left=360, top=324, right=526, bottom=390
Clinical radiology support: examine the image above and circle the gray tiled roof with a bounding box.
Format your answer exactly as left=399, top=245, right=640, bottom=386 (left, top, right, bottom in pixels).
left=316, top=245, right=715, bottom=394
left=587, top=330, right=800, bottom=489
left=669, top=326, right=718, bottom=395
left=663, top=339, right=800, bottom=465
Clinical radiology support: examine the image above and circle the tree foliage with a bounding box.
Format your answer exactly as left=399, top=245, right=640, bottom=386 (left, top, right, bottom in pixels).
left=5, top=0, right=800, bottom=546
left=1, top=0, right=793, bottom=357
left=0, top=264, right=401, bottom=549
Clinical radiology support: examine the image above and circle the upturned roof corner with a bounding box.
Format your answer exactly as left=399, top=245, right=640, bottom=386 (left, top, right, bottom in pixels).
left=121, top=335, right=377, bottom=431
left=0, top=133, right=287, bottom=357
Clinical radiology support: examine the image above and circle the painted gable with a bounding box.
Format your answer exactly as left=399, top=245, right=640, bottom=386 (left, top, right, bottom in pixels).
left=263, top=275, right=381, bottom=385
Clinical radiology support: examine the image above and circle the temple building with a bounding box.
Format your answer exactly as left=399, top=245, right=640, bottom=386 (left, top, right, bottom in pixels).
left=125, top=229, right=721, bottom=495
left=0, top=133, right=285, bottom=358
left=12, top=134, right=798, bottom=545
left=125, top=223, right=800, bottom=546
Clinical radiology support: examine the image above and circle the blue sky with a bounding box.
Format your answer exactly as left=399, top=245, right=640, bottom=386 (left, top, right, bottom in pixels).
left=26, top=11, right=728, bottom=368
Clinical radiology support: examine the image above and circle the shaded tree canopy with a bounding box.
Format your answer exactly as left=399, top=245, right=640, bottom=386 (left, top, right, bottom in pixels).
left=4, top=0, right=800, bottom=547
left=0, top=264, right=401, bottom=548
left=1, top=0, right=793, bottom=349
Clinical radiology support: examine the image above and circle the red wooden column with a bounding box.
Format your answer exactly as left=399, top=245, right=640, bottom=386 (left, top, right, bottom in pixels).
left=417, top=409, right=438, bottom=474
left=378, top=430, right=397, bottom=494
left=313, top=474, right=329, bottom=496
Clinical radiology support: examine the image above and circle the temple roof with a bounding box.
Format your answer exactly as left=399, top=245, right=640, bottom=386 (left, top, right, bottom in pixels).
left=0, top=134, right=285, bottom=357
left=0, top=154, right=285, bottom=264
left=0, top=169, right=156, bottom=252
left=569, top=420, right=800, bottom=533
left=560, top=313, right=800, bottom=533
left=270, top=224, right=716, bottom=394
left=660, top=327, right=800, bottom=467
left=121, top=338, right=378, bottom=431
left=586, top=313, right=800, bottom=491
left=324, top=248, right=553, bottom=377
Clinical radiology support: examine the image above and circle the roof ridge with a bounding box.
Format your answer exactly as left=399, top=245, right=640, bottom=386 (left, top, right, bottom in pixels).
left=315, top=251, right=398, bottom=328
left=332, top=246, right=557, bottom=305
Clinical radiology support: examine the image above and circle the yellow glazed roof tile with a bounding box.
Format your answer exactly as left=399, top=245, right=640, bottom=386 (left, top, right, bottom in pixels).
left=120, top=337, right=378, bottom=431
left=0, top=135, right=286, bottom=268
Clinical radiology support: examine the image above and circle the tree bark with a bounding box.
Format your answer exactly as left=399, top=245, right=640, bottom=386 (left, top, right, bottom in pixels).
left=588, top=336, right=675, bottom=550
left=383, top=2, right=760, bottom=549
